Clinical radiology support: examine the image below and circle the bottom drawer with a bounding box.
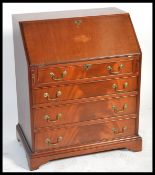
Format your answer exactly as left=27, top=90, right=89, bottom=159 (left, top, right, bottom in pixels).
left=35, top=117, right=136, bottom=151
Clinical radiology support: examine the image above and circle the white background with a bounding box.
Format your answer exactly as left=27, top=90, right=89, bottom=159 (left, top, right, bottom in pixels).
left=3, top=3, right=152, bottom=172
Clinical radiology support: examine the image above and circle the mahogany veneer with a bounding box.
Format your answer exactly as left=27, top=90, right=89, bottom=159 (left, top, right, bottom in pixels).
left=12, top=7, right=142, bottom=170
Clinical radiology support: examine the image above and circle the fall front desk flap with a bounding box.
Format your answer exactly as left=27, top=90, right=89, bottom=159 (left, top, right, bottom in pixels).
left=17, top=8, right=141, bottom=66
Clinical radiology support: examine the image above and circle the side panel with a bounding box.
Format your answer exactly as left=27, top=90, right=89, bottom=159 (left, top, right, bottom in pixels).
left=12, top=15, right=33, bottom=150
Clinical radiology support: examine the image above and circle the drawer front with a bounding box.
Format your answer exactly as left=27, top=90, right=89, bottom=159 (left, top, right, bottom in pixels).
left=37, top=58, right=134, bottom=84
left=35, top=117, right=136, bottom=151
left=33, top=95, right=137, bottom=129
left=33, top=76, right=137, bottom=105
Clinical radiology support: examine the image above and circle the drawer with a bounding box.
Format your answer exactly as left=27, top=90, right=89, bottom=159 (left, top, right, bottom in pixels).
left=32, top=76, right=137, bottom=105
left=35, top=117, right=136, bottom=151
left=36, top=58, right=135, bottom=85
left=33, top=95, right=137, bottom=129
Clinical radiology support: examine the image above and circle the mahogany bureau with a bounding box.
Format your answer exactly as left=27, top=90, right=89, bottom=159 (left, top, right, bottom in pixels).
left=12, top=7, right=142, bottom=170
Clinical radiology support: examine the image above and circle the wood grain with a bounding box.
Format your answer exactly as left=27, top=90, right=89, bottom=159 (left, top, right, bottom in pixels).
left=16, top=124, right=142, bottom=170
left=12, top=13, right=33, bottom=149
left=13, top=7, right=142, bottom=170
left=34, top=117, right=137, bottom=151
left=20, top=14, right=141, bottom=65
left=37, top=58, right=134, bottom=84
left=33, top=95, right=137, bottom=129
left=32, top=76, right=138, bottom=105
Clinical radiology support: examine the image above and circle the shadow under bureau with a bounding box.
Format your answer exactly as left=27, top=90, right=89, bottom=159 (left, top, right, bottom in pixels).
left=12, top=7, right=142, bottom=170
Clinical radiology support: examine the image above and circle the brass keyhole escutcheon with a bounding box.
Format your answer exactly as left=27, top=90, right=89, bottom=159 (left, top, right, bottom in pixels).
left=74, top=20, right=82, bottom=26
left=83, top=64, right=92, bottom=70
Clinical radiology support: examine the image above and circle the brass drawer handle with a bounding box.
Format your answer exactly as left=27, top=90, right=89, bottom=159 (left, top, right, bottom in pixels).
left=45, top=136, right=63, bottom=146
left=44, top=113, right=62, bottom=123
left=50, top=70, right=67, bottom=81
left=83, top=64, right=92, bottom=70
left=107, top=64, right=124, bottom=75
left=112, top=126, right=128, bottom=134
left=112, top=82, right=128, bottom=93
left=44, top=91, right=62, bottom=101
left=112, top=103, right=128, bottom=113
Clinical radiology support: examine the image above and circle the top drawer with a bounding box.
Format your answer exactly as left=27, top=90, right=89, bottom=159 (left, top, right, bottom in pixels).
left=34, top=57, right=138, bottom=86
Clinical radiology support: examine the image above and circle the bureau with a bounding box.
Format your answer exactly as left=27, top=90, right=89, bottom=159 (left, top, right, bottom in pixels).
left=12, top=7, right=142, bottom=170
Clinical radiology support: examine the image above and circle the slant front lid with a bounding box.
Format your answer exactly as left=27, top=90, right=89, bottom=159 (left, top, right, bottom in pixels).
left=19, top=9, right=141, bottom=65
